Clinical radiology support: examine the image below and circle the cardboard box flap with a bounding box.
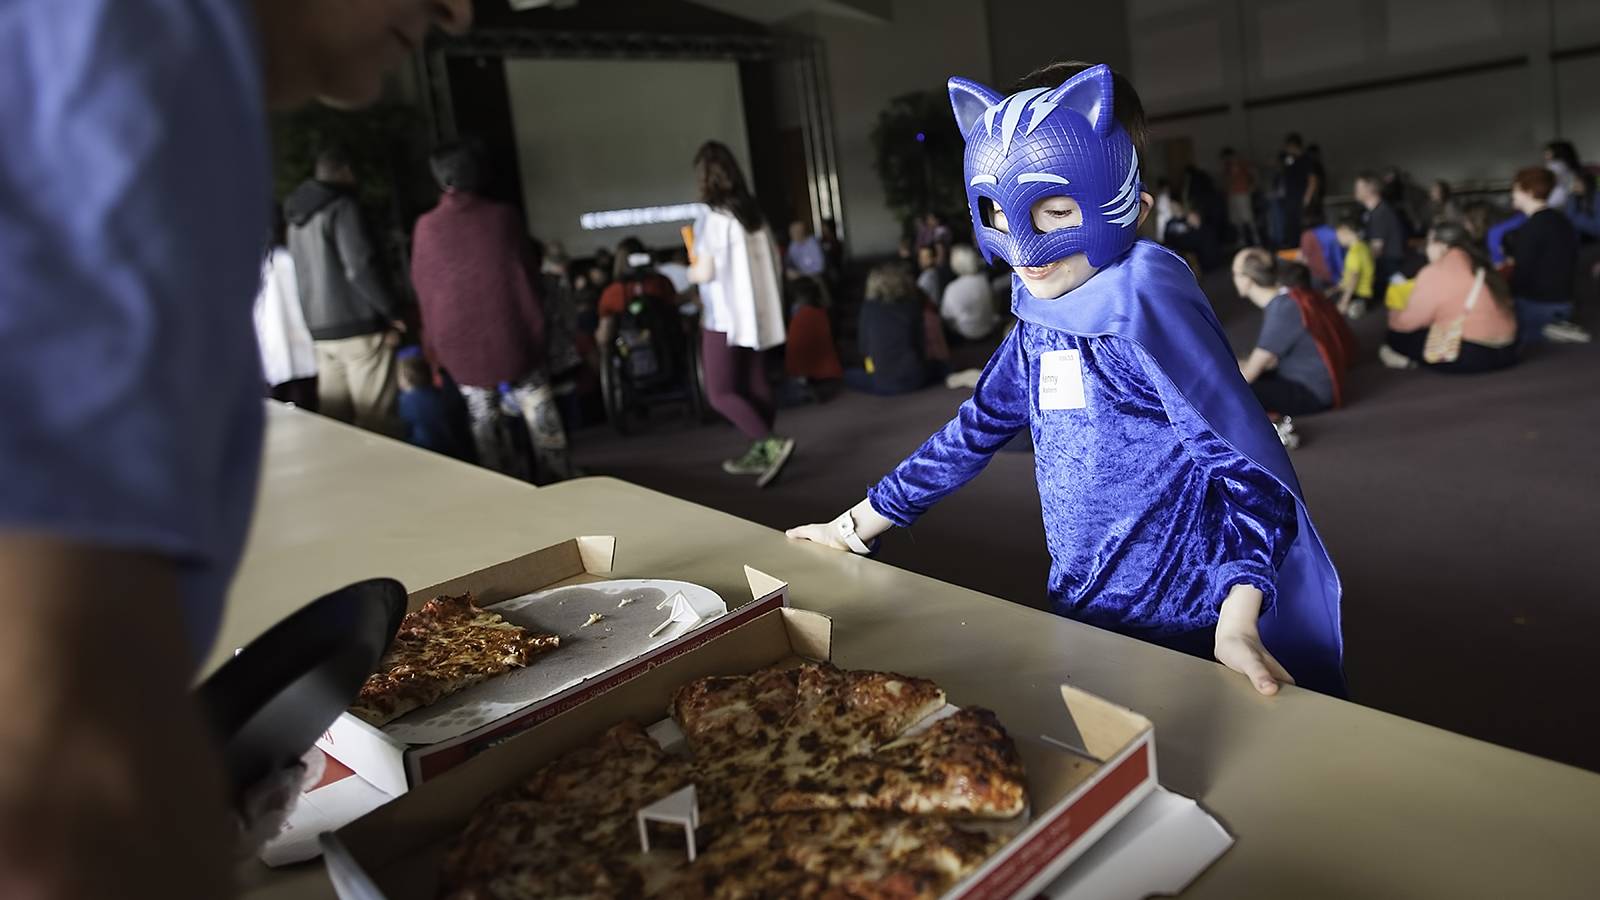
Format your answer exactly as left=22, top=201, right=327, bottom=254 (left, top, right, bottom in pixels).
left=779, top=607, right=832, bottom=660
left=577, top=535, right=616, bottom=575
left=1057, top=686, right=1152, bottom=762
left=744, top=565, right=786, bottom=603
left=411, top=537, right=612, bottom=608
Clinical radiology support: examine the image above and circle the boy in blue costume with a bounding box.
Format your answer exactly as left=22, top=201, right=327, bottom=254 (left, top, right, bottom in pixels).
left=789, top=63, right=1343, bottom=696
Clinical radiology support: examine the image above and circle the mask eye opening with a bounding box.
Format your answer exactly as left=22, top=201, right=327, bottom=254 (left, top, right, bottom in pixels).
left=1030, top=194, right=1083, bottom=235
left=978, top=196, right=1006, bottom=233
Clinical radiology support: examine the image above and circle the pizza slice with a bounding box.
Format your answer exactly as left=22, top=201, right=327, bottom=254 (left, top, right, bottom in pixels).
left=349, top=593, right=560, bottom=727
left=786, top=663, right=948, bottom=758
left=660, top=810, right=1005, bottom=900
left=770, top=707, right=1028, bottom=820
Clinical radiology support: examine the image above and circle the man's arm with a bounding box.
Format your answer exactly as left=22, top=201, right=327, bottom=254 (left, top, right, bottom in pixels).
left=1238, top=347, right=1278, bottom=383
left=332, top=202, right=401, bottom=324
left=0, top=536, right=231, bottom=899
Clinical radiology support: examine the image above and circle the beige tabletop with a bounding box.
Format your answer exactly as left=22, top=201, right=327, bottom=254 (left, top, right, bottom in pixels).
left=234, top=404, right=1600, bottom=899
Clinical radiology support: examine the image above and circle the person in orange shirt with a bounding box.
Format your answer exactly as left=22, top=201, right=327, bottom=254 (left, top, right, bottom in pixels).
left=1380, top=222, right=1518, bottom=373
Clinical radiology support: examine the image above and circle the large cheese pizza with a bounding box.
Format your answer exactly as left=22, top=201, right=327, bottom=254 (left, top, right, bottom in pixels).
left=349, top=593, right=560, bottom=728
left=439, top=661, right=1027, bottom=899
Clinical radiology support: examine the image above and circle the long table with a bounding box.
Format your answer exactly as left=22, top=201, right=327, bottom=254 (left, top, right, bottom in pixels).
left=233, top=404, right=1600, bottom=899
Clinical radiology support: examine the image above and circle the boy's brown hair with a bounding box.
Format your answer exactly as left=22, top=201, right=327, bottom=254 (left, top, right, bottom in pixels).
left=1010, top=61, right=1148, bottom=156
left=1513, top=166, right=1555, bottom=201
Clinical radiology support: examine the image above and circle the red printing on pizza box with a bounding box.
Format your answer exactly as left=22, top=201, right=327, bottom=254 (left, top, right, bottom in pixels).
left=321, top=601, right=1158, bottom=900
left=315, top=535, right=791, bottom=796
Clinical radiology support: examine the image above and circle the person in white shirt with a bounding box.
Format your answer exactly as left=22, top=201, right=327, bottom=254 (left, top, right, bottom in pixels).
left=687, top=141, right=795, bottom=487
left=254, top=211, right=319, bottom=407
left=940, top=244, right=999, bottom=341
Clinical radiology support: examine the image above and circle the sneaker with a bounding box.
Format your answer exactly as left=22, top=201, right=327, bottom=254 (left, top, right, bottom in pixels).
left=756, top=436, right=796, bottom=488
left=721, top=443, right=767, bottom=476
left=1543, top=321, right=1593, bottom=344
left=1274, top=416, right=1302, bottom=450
left=1377, top=344, right=1418, bottom=370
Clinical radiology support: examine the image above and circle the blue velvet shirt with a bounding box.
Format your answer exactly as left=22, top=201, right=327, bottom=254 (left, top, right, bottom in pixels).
left=870, top=318, right=1296, bottom=639
left=871, top=241, right=1344, bottom=694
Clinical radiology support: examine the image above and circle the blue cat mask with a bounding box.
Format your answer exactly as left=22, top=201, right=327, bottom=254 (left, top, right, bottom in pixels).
left=948, top=65, right=1142, bottom=270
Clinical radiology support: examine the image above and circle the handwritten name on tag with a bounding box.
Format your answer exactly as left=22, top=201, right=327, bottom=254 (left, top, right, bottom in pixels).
left=1039, top=349, right=1087, bottom=410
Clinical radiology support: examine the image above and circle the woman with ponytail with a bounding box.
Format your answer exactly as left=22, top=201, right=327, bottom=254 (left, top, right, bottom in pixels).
left=1380, top=221, right=1518, bottom=373
left=688, top=141, right=795, bottom=486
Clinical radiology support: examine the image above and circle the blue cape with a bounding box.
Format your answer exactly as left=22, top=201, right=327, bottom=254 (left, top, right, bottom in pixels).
left=1013, top=241, right=1345, bottom=694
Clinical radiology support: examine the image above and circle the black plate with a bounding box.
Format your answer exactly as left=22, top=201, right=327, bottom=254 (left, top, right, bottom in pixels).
left=195, top=578, right=407, bottom=795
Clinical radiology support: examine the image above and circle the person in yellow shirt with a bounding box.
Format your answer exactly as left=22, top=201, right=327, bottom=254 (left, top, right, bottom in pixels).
left=1334, top=214, right=1375, bottom=317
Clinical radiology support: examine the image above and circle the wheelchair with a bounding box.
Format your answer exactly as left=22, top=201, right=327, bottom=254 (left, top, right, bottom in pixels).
left=598, top=284, right=707, bottom=435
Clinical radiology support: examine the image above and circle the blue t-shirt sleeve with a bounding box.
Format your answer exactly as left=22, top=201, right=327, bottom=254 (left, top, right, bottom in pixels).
left=0, top=2, right=269, bottom=575
left=868, top=324, right=1030, bottom=526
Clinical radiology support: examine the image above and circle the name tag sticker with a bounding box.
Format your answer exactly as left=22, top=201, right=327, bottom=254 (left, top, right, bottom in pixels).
left=1039, top=349, right=1087, bottom=410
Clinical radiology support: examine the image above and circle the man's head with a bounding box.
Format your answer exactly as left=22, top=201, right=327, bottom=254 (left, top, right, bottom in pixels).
left=947, top=61, right=1151, bottom=300
left=1511, top=166, right=1555, bottom=213
left=789, top=220, right=811, bottom=243
left=916, top=245, right=937, bottom=271
left=315, top=146, right=356, bottom=185
left=1283, top=132, right=1304, bottom=153
left=1334, top=212, right=1363, bottom=247
left=428, top=141, right=486, bottom=194
left=1353, top=172, right=1383, bottom=209
left=1230, top=247, right=1278, bottom=305
left=254, top=0, right=473, bottom=109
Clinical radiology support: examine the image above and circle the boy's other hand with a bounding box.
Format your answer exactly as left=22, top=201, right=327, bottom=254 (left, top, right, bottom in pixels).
left=1215, top=629, right=1295, bottom=695
left=1215, top=584, right=1295, bottom=695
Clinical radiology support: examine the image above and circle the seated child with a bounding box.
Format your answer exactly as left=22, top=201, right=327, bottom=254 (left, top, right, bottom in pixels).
left=784, top=277, right=844, bottom=386
left=396, top=349, right=474, bottom=462
left=789, top=63, right=1343, bottom=696
left=1333, top=213, right=1375, bottom=317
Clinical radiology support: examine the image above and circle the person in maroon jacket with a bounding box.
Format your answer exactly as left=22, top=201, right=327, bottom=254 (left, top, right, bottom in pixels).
left=411, top=142, right=575, bottom=482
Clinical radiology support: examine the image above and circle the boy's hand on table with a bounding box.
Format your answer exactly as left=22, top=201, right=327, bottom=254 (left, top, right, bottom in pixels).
left=1215, top=585, right=1295, bottom=696
left=786, top=499, right=893, bottom=553
left=785, top=521, right=851, bottom=550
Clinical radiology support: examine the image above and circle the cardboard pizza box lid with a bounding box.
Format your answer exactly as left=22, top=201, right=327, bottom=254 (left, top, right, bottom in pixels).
left=316, top=537, right=789, bottom=796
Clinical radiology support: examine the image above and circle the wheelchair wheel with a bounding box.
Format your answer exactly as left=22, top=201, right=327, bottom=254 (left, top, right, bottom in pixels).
left=684, top=325, right=708, bottom=423
left=599, top=347, right=633, bottom=436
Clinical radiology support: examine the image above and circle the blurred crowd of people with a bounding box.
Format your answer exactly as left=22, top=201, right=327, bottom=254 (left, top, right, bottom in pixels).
left=255, top=125, right=1595, bottom=478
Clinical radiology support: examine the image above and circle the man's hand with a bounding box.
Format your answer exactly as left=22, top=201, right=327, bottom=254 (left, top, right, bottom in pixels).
left=0, top=536, right=233, bottom=899
left=786, top=499, right=893, bottom=552
left=1215, top=584, right=1295, bottom=696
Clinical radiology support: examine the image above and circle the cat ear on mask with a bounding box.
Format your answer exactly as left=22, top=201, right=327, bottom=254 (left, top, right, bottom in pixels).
left=947, top=77, right=1004, bottom=141
left=1041, top=64, right=1116, bottom=137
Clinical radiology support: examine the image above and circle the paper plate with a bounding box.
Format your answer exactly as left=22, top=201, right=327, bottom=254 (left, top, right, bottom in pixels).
left=196, top=578, right=407, bottom=796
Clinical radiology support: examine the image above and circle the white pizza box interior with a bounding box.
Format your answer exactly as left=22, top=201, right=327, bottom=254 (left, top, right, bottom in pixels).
left=315, top=535, right=790, bottom=796
left=320, top=604, right=1160, bottom=900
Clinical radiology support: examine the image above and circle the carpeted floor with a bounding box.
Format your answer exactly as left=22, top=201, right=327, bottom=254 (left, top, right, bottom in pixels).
left=570, top=267, right=1600, bottom=773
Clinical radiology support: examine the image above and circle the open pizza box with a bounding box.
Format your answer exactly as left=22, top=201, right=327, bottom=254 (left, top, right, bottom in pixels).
left=320, top=603, right=1160, bottom=900
left=315, top=536, right=790, bottom=796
